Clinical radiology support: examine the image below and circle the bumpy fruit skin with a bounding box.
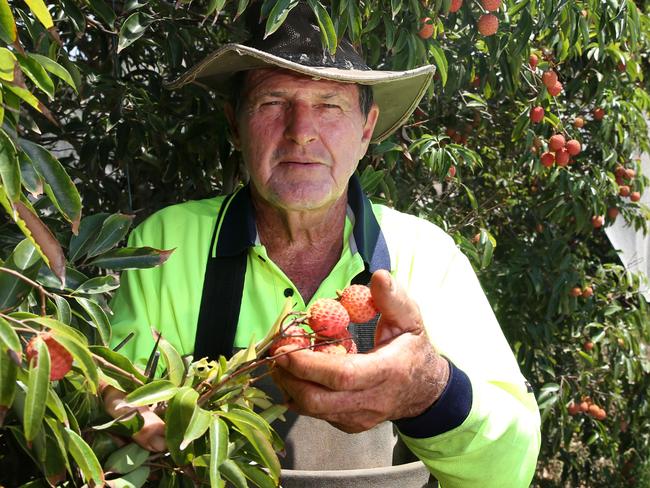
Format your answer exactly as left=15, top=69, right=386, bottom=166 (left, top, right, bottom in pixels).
left=25, top=333, right=73, bottom=381
left=593, top=108, right=605, bottom=121
left=477, top=14, right=498, bottom=36
left=548, top=81, right=563, bottom=96
left=566, top=139, right=581, bottom=156
left=307, top=298, right=350, bottom=337
left=619, top=185, right=631, bottom=197
left=529, top=54, right=538, bottom=69
left=555, top=148, right=570, bottom=167
left=315, top=330, right=358, bottom=354
left=339, top=284, right=379, bottom=323
left=542, top=70, right=558, bottom=88
left=541, top=152, right=555, bottom=168
left=549, top=134, right=566, bottom=152
left=449, top=0, right=463, bottom=13
left=530, top=106, right=544, bottom=123
left=481, top=0, right=501, bottom=11
left=269, top=324, right=311, bottom=356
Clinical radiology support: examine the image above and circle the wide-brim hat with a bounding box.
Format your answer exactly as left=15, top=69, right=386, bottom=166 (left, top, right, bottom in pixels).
left=168, top=2, right=434, bottom=143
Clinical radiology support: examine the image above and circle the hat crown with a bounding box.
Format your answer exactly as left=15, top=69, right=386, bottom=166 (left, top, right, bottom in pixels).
left=246, top=2, right=370, bottom=71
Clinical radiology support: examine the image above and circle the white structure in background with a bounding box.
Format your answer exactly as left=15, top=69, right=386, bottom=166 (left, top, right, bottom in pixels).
left=605, top=149, right=650, bottom=301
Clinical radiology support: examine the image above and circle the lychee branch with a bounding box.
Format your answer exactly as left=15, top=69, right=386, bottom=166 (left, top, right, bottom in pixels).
left=0, top=266, right=55, bottom=316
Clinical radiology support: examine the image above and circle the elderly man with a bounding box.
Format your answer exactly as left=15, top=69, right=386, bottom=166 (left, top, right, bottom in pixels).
left=108, top=3, right=541, bottom=486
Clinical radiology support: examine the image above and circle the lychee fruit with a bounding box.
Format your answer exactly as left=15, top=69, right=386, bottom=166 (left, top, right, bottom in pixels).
left=481, top=0, right=501, bottom=11
left=25, top=333, right=73, bottom=381
left=592, top=215, right=604, bottom=228
left=541, top=152, right=555, bottom=168
left=573, top=117, right=585, bottom=128
left=448, top=165, right=457, bottom=178
left=625, top=168, right=636, bottom=179
left=338, top=284, right=379, bottom=323
left=619, top=185, right=631, bottom=197
left=555, top=148, right=570, bottom=166
left=582, top=286, right=594, bottom=298
left=529, top=54, right=538, bottom=69
left=307, top=298, right=350, bottom=337
left=630, top=191, right=641, bottom=202
left=549, top=134, right=566, bottom=152
left=566, top=139, right=581, bottom=156
left=593, top=108, right=605, bottom=121
left=477, top=14, right=498, bottom=36
left=449, top=0, right=463, bottom=13
left=568, top=402, right=580, bottom=416
left=548, top=81, right=563, bottom=96
left=269, top=324, right=311, bottom=356
left=570, top=287, right=582, bottom=297
left=418, top=17, right=434, bottom=40
left=530, top=106, right=544, bottom=123
left=608, top=207, right=619, bottom=220
left=315, top=329, right=358, bottom=353
left=542, top=70, right=558, bottom=88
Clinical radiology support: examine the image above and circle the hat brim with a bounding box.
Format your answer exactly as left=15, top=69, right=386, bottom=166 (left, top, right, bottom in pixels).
left=167, top=44, right=434, bottom=143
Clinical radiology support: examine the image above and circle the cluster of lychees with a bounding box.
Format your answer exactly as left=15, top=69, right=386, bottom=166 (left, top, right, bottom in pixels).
left=539, top=134, right=582, bottom=168
left=567, top=397, right=607, bottom=421
left=25, top=332, right=74, bottom=381
left=615, top=164, right=641, bottom=202
left=569, top=285, right=594, bottom=299
left=418, top=0, right=501, bottom=40
left=269, top=285, right=379, bottom=356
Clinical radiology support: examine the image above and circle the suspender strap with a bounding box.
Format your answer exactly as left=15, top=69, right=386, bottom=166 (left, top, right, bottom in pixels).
left=193, top=191, right=248, bottom=361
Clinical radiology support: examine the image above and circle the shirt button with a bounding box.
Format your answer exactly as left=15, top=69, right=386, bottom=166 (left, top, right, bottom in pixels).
left=284, top=288, right=294, bottom=297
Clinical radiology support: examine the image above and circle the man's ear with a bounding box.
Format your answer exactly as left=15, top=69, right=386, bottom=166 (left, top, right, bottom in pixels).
left=224, top=102, right=240, bottom=149
left=359, top=103, right=380, bottom=159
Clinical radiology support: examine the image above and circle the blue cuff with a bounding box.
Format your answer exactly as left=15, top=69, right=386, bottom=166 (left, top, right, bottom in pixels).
left=393, top=361, right=473, bottom=439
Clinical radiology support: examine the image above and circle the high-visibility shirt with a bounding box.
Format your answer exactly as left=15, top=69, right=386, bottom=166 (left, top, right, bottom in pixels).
left=110, top=178, right=541, bottom=487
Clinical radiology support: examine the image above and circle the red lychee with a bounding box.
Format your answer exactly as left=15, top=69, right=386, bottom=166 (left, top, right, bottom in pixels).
left=481, top=0, right=501, bottom=11
left=619, top=185, right=631, bottom=197
left=530, top=106, right=544, bottom=123
left=307, top=298, right=350, bottom=337
left=25, top=333, right=73, bottom=381
left=591, top=215, right=604, bottom=228
left=315, top=329, right=358, bottom=353
left=542, top=70, right=558, bottom=88
left=338, top=284, right=379, bottom=323
left=541, top=152, right=555, bottom=168
left=573, top=117, right=585, bottom=128
left=449, top=0, right=463, bottom=13
left=555, top=148, right=570, bottom=166
left=477, top=14, right=498, bottom=36
left=630, top=191, right=641, bottom=202
left=529, top=54, right=539, bottom=69
left=549, top=134, right=566, bottom=152
left=593, top=108, right=605, bottom=121
left=269, top=324, right=311, bottom=356
left=566, top=139, right=581, bottom=156
left=608, top=207, right=619, bottom=220
left=418, top=17, right=434, bottom=40
left=548, top=81, right=563, bottom=96
left=625, top=168, right=636, bottom=179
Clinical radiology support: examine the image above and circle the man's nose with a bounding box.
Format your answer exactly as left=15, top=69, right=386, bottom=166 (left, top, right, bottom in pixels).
left=284, top=102, right=317, bottom=145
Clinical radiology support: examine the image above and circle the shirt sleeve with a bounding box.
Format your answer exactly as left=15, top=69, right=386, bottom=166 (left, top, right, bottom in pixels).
left=389, top=215, right=541, bottom=487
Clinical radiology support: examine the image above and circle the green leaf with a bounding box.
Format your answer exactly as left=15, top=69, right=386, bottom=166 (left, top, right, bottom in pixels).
left=64, top=427, right=105, bottom=486
left=429, top=41, right=447, bottom=86
left=205, top=0, right=227, bottom=17
left=0, top=0, right=17, bottom=43
left=24, top=335, right=50, bottom=442
left=125, top=380, right=178, bottom=407
left=264, top=0, right=300, bottom=38
left=16, top=53, right=55, bottom=100
left=108, top=466, right=150, bottom=488
left=86, top=213, right=134, bottom=258
left=209, top=417, right=228, bottom=488
left=179, top=405, right=211, bottom=450
left=0, top=347, right=18, bottom=412
left=306, top=0, right=337, bottom=54
left=235, top=0, right=250, bottom=18
left=88, top=246, right=174, bottom=270
left=74, top=296, right=112, bottom=346
left=0, top=238, right=42, bottom=311
left=68, top=213, right=110, bottom=262
left=24, top=0, right=54, bottom=29
left=28, top=316, right=88, bottom=345
left=220, top=458, right=247, bottom=488
left=19, top=151, right=43, bottom=197
left=0, top=129, right=20, bottom=202
left=117, top=12, right=153, bottom=53
left=51, top=333, right=99, bottom=393
left=18, top=139, right=82, bottom=233
left=105, top=443, right=150, bottom=474
left=90, top=345, right=147, bottom=384
left=72, top=274, right=120, bottom=295
left=45, top=387, right=69, bottom=425
left=87, top=0, right=116, bottom=26
left=390, top=0, right=402, bottom=18
left=234, top=425, right=280, bottom=483
left=0, top=316, right=20, bottom=352
left=153, top=330, right=185, bottom=386
left=166, top=387, right=199, bottom=465
left=238, top=461, right=276, bottom=488
left=0, top=47, right=16, bottom=81
left=222, top=407, right=272, bottom=438
left=28, top=53, right=78, bottom=93
left=52, top=294, right=71, bottom=323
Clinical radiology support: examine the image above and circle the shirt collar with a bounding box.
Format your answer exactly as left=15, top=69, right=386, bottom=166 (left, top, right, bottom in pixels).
left=213, top=174, right=387, bottom=272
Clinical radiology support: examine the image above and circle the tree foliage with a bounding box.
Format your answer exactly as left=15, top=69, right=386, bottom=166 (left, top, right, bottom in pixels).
left=1, top=0, right=650, bottom=486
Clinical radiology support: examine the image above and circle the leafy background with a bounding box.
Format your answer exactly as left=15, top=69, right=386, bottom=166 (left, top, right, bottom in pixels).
left=1, top=0, right=650, bottom=486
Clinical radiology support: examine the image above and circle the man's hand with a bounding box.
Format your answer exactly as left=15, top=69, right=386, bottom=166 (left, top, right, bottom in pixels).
left=102, top=385, right=167, bottom=452
left=271, top=270, right=450, bottom=433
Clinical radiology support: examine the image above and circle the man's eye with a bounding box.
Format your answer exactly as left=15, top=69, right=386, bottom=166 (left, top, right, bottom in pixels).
left=261, top=100, right=283, bottom=106
left=320, top=103, right=340, bottom=109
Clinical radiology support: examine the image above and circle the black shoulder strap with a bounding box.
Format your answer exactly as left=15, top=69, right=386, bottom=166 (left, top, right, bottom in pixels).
left=193, top=192, right=248, bottom=361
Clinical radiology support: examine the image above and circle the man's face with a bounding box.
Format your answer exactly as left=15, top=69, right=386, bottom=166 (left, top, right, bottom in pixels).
left=228, top=69, right=379, bottom=212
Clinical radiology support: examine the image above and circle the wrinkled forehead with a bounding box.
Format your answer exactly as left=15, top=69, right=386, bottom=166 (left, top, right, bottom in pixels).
left=242, top=67, right=360, bottom=99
